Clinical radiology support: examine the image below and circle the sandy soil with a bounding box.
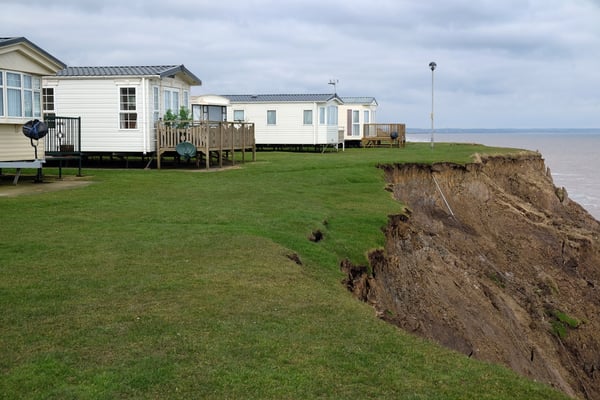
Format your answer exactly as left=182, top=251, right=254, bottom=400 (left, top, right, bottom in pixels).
left=0, top=174, right=92, bottom=197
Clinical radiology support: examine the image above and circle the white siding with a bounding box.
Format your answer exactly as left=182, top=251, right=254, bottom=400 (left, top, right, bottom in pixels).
left=45, top=76, right=192, bottom=153
left=227, top=101, right=340, bottom=145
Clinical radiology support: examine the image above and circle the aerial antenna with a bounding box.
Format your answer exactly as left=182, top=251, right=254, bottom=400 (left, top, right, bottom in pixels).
left=328, top=79, right=338, bottom=94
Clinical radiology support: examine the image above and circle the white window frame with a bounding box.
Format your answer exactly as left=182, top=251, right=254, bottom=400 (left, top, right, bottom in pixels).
left=0, top=71, right=3, bottom=117
left=233, top=109, right=245, bottom=122
left=42, top=87, right=55, bottom=117
left=267, top=110, right=276, bottom=125
left=152, top=86, right=160, bottom=123
left=326, top=105, right=338, bottom=125
left=303, top=110, right=313, bottom=125
left=319, top=107, right=325, bottom=124
left=352, top=110, right=360, bottom=137
left=119, top=87, right=137, bottom=130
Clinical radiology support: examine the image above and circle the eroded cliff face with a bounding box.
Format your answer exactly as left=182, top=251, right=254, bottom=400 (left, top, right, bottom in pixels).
left=342, top=153, right=600, bottom=399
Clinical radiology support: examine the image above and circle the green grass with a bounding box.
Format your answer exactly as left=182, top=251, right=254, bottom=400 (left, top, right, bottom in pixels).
left=0, top=144, right=566, bottom=399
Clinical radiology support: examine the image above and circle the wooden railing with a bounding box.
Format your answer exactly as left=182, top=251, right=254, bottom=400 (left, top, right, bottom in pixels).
left=156, top=121, right=256, bottom=169
left=362, top=123, right=406, bottom=148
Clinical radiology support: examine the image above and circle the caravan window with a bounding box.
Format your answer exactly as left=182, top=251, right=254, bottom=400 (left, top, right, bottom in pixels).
left=267, top=110, right=276, bottom=125
left=303, top=110, right=313, bottom=125
left=119, top=87, right=137, bottom=129
left=233, top=109, right=245, bottom=122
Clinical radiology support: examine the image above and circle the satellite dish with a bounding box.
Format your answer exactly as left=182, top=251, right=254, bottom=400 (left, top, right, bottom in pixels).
left=22, top=119, right=49, bottom=140
left=390, top=131, right=399, bottom=140
left=176, top=141, right=197, bottom=160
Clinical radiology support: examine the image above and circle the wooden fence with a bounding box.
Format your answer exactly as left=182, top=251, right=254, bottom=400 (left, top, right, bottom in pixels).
left=361, top=123, right=406, bottom=148
left=156, top=121, right=256, bottom=169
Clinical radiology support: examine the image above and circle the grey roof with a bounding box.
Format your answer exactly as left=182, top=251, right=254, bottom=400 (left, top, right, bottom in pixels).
left=222, top=94, right=343, bottom=103
left=0, top=37, right=66, bottom=69
left=55, top=65, right=202, bottom=85
left=341, top=96, right=378, bottom=105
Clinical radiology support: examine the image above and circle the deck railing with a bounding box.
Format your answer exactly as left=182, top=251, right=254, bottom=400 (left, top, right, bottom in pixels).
left=362, top=123, right=406, bottom=147
left=156, top=120, right=256, bottom=169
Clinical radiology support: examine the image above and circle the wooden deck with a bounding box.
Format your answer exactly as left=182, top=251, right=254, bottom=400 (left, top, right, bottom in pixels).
left=361, top=123, right=406, bottom=148
left=156, top=121, right=256, bottom=169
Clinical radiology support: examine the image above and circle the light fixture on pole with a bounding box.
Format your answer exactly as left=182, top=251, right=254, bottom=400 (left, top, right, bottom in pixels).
left=429, top=61, right=437, bottom=149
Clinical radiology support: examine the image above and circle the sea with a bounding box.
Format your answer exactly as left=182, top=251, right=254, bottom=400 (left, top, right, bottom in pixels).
left=406, top=129, right=600, bottom=220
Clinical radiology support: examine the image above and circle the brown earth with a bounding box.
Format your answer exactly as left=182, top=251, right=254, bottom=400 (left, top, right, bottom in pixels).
left=342, top=153, right=600, bottom=399
left=0, top=174, right=92, bottom=197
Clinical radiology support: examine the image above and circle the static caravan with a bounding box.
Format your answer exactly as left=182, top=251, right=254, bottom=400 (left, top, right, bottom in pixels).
left=0, top=37, right=65, bottom=162
left=191, top=94, right=230, bottom=122
left=338, top=97, right=378, bottom=145
left=222, top=94, right=343, bottom=148
left=43, top=65, right=201, bottom=155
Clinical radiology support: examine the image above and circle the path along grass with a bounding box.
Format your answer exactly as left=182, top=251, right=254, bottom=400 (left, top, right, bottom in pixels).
left=0, top=144, right=567, bottom=399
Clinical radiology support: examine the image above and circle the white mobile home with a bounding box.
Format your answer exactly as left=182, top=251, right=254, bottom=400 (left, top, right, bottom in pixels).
left=338, top=97, right=378, bottom=144
left=222, top=94, right=343, bottom=147
left=0, top=37, right=65, bottom=162
left=44, top=65, right=201, bottom=154
left=190, top=94, right=230, bottom=122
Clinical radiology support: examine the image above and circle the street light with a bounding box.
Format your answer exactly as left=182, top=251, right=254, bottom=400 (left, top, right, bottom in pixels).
left=429, top=61, right=437, bottom=149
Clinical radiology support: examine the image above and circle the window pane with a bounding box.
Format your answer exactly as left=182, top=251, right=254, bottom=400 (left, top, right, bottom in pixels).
left=24, top=90, right=33, bottom=117
left=233, top=110, right=244, bottom=121
left=327, top=106, right=337, bottom=125
left=303, top=110, right=312, bottom=125
left=24, top=75, right=32, bottom=89
left=120, top=113, right=137, bottom=129
left=0, top=72, right=3, bottom=85
left=43, top=88, right=55, bottom=111
left=267, top=110, right=276, bottom=125
left=173, top=91, right=179, bottom=113
left=120, top=87, right=136, bottom=111
left=33, top=91, right=41, bottom=117
left=0, top=88, right=3, bottom=116
left=164, top=90, right=172, bottom=112
left=364, top=110, right=370, bottom=123
left=33, top=77, right=41, bottom=90
left=7, top=72, right=20, bottom=87
left=7, top=88, right=21, bottom=116
left=319, top=107, right=325, bottom=124
left=153, top=87, right=159, bottom=110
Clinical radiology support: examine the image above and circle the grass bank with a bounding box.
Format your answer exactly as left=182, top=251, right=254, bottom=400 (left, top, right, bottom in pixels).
left=0, top=144, right=566, bottom=399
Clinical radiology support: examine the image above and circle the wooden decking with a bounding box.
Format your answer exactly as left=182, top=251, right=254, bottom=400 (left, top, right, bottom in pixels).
left=361, top=123, right=406, bottom=148
left=156, top=121, right=256, bottom=169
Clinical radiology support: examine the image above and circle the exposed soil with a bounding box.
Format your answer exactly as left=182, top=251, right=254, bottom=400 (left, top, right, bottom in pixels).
left=342, top=153, right=600, bottom=399
left=0, top=174, right=92, bottom=197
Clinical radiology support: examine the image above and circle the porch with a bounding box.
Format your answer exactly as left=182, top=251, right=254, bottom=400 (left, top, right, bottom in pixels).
left=361, top=123, right=406, bottom=148
left=156, top=121, right=256, bottom=169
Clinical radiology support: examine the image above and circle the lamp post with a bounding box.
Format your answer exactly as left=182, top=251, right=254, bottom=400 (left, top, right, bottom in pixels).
left=429, top=61, right=437, bottom=149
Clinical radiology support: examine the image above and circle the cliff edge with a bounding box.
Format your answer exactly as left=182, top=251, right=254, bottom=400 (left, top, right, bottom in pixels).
left=342, top=153, right=600, bottom=399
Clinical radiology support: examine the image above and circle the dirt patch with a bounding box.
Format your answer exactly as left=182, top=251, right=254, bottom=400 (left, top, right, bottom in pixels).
left=0, top=174, right=92, bottom=197
left=343, top=154, right=600, bottom=399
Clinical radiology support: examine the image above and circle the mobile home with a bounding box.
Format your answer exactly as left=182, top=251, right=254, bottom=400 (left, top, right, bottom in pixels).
left=0, top=37, right=65, bottom=162
left=222, top=94, right=343, bottom=148
left=44, top=65, right=201, bottom=155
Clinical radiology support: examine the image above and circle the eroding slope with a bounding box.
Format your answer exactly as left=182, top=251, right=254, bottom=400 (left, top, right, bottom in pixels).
left=343, top=154, right=600, bottom=399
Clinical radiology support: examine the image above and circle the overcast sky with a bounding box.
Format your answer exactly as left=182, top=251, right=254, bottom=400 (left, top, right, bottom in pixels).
left=2, top=0, right=599, bottom=128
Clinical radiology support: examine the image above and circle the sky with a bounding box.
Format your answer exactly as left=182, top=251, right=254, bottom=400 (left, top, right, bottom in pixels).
left=2, top=0, right=599, bottom=129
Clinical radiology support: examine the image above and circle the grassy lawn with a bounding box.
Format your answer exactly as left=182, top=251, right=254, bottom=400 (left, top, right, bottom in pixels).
left=0, top=144, right=566, bottom=399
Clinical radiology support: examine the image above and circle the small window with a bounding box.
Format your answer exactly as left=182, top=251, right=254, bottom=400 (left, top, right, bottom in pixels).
left=326, top=105, right=338, bottom=125
left=152, top=86, right=160, bottom=122
left=120, top=87, right=137, bottom=129
left=233, top=109, right=245, bottom=122
left=43, top=88, right=54, bottom=114
left=303, top=110, right=313, bottom=125
left=319, top=107, right=325, bottom=124
left=364, top=110, right=370, bottom=124
left=267, top=110, right=276, bottom=125
left=7, top=72, right=22, bottom=117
